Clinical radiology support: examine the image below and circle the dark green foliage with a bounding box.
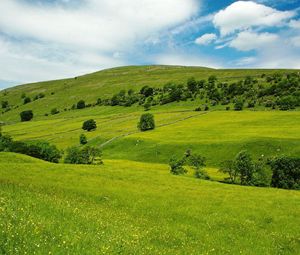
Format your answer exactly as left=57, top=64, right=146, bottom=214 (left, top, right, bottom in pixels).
left=77, top=100, right=86, bottom=109
left=64, top=146, right=102, bottom=165
left=276, top=96, right=297, bottom=110
left=21, top=92, right=26, bottom=99
left=138, top=113, right=155, bottom=131
left=33, top=93, right=45, bottom=101
left=220, top=160, right=238, bottom=183
left=82, top=119, right=97, bottom=131
left=234, top=100, right=244, bottom=111
left=195, top=107, right=201, bottom=111
left=23, top=97, right=31, bottom=105
left=140, top=86, right=154, bottom=97
left=235, top=151, right=255, bottom=185
left=51, top=108, right=59, bottom=115
left=187, top=77, right=198, bottom=94
left=0, top=136, right=61, bottom=163
left=270, top=157, right=300, bottom=189
left=80, top=134, right=88, bottom=145
left=188, top=154, right=209, bottom=179
left=1, top=101, right=8, bottom=109
left=20, top=110, right=33, bottom=122
left=169, top=157, right=187, bottom=175
left=96, top=98, right=102, bottom=105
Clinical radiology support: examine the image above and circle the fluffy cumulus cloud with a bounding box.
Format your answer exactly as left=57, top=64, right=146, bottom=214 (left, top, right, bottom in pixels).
left=229, top=31, right=279, bottom=51
left=193, top=1, right=300, bottom=68
left=213, top=1, right=295, bottom=36
left=195, top=33, right=217, bottom=45
left=0, top=0, right=199, bottom=85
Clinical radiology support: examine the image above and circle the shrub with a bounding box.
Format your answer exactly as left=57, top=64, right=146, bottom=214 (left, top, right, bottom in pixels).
left=195, top=107, right=201, bottom=112
left=23, top=97, right=31, bottom=104
left=169, top=157, right=187, bottom=175
left=138, top=113, right=155, bottom=131
left=51, top=108, right=59, bottom=115
left=1, top=101, right=8, bottom=109
left=82, top=119, right=97, bottom=131
left=234, top=100, right=244, bottom=111
left=235, top=151, right=255, bottom=185
left=80, top=134, right=88, bottom=145
left=64, top=146, right=102, bottom=165
left=77, top=100, right=86, bottom=109
left=270, top=157, right=300, bottom=189
left=220, top=160, right=238, bottom=183
left=188, top=154, right=209, bottom=179
left=20, top=110, right=33, bottom=122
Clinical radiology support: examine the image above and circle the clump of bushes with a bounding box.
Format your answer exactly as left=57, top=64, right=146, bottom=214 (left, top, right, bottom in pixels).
left=138, top=113, right=155, bottom=131
left=64, top=146, right=102, bottom=165
left=82, top=119, right=97, bottom=131
left=80, top=134, right=88, bottom=145
left=20, top=110, right=33, bottom=122
left=0, top=135, right=62, bottom=163
left=169, top=150, right=209, bottom=180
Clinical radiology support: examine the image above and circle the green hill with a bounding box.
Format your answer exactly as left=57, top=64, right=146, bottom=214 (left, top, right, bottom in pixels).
left=1, top=154, right=299, bottom=254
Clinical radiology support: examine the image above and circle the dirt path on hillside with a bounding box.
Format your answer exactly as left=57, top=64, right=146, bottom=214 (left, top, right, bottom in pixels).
left=99, top=111, right=210, bottom=148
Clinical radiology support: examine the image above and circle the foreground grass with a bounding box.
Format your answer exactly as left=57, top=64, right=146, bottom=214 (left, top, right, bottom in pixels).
left=0, top=153, right=299, bottom=254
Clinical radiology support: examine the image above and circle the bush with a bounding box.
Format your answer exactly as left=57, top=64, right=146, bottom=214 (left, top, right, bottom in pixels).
left=270, top=157, right=300, bottom=189
left=23, top=97, right=31, bottom=104
left=82, top=119, right=97, bottom=131
left=188, top=154, right=209, bottom=179
left=1, top=101, right=8, bottom=109
left=64, top=146, right=102, bottom=165
left=234, top=100, right=244, bottom=111
left=235, top=150, right=254, bottom=185
left=51, top=108, right=59, bottom=115
left=77, top=100, right=86, bottom=109
left=80, top=134, right=88, bottom=145
left=169, top=157, right=187, bottom=175
left=195, top=107, right=201, bottom=112
left=20, top=110, right=33, bottom=122
left=138, top=113, right=155, bottom=131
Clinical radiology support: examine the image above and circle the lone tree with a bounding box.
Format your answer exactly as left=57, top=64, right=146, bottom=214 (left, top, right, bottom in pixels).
left=82, top=119, right=97, bottom=131
left=138, top=113, right=155, bottom=131
left=23, top=97, right=31, bottom=105
left=20, top=110, right=33, bottom=122
left=77, top=100, right=86, bottom=109
left=80, top=134, right=88, bottom=145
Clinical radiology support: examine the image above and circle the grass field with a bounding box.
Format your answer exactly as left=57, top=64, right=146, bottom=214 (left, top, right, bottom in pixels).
left=1, top=153, right=300, bottom=254
left=1, top=66, right=300, bottom=254
left=3, top=109, right=300, bottom=166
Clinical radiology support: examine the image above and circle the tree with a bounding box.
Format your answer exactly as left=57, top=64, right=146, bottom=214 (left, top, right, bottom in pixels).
left=51, top=108, right=59, bottom=115
left=82, top=119, right=97, bottom=131
left=270, top=157, right=300, bottom=189
left=80, top=134, right=88, bottom=145
left=188, top=154, right=209, bottom=179
left=23, top=97, right=31, bottom=105
left=140, top=86, right=154, bottom=97
left=77, top=100, right=86, bottom=109
left=20, top=110, right=33, bottom=122
left=234, top=99, right=244, bottom=111
left=219, top=160, right=238, bottom=183
left=169, top=157, right=187, bottom=175
left=235, top=151, right=254, bottom=185
left=138, top=113, right=155, bottom=131
left=187, top=77, right=198, bottom=94
left=64, top=146, right=102, bottom=165
left=1, top=101, right=8, bottom=109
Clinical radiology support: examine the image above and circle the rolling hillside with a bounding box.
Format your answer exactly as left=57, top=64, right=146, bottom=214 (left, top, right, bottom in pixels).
left=1, top=153, right=300, bottom=254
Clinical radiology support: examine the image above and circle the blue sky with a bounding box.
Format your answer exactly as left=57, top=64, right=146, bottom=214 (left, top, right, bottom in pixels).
left=0, top=0, right=299, bottom=88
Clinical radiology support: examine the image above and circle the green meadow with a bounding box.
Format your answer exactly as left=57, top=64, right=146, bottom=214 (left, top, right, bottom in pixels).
left=1, top=153, right=300, bottom=254
left=1, top=66, right=300, bottom=254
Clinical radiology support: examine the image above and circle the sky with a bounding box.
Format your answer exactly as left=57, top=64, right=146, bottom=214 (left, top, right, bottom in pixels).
left=0, top=0, right=300, bottom=89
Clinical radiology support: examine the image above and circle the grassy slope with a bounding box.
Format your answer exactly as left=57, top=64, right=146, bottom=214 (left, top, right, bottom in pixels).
left=0, top=153, right=300, bottom=254
left=0, top=65, right=293, bottom=123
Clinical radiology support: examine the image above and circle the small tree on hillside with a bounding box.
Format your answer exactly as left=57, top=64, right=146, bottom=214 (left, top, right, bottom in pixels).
left=235, top=150, right=254, bottom=185
left=138, top=113, right=155, bottom=131
left=20, top=110, right=33, bottom=122
left=188, top=154, right=209, bottom=179
left=187, top=77, right=198, bottom=94
left=23, top=97, right=31, bottom=105
left=169, top=157, right=187, bottom=175
left=1, top=101, right=8, bottom=109
left=82, top=119, right=97, bottom=131
left=219, top=160, right=238, bottom=183
left=77, top=100, right=86, bottom=109
left=80, top=134, right=88, bottom=145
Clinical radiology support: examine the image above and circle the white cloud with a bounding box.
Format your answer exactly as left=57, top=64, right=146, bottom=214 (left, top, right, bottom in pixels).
left=290, top=36, right=300, bottom=47
left=195, top=33, right=217, bottom=45
left=230, top=31, right=279, bottom=51
left=0, top=0, right=199, bottom=84
left=213, top=1, right=295, bottom=36
left=289, top=19, right=300, bottom=29
left=154, top=53, right=221, bottom=68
